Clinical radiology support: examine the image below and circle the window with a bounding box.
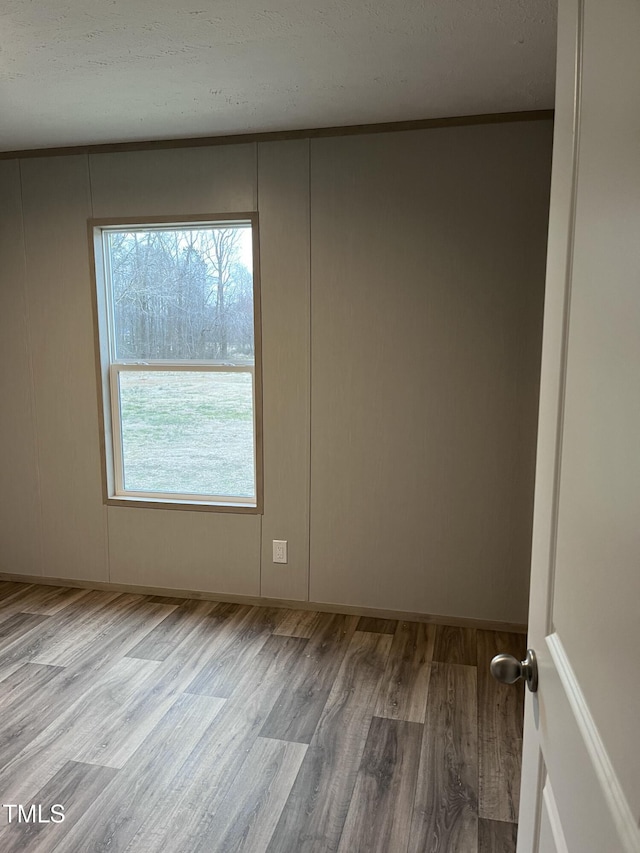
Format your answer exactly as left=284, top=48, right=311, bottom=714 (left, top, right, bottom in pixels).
left=90, top=215, right=262, bottom=511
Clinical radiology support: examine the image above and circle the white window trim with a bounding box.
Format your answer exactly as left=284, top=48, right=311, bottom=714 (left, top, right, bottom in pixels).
left=90, top=215, right=262, bottom=512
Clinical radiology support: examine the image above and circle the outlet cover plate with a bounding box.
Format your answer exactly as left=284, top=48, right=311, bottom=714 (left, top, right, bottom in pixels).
left=273, top=540, right=288, bottom=564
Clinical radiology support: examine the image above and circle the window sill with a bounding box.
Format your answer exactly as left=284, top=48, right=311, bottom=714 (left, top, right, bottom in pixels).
left=105, top=495, right=261, bottom=514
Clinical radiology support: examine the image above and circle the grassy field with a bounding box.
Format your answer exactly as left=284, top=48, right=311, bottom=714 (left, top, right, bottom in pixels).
left=119, top=371, right=255, bottom=498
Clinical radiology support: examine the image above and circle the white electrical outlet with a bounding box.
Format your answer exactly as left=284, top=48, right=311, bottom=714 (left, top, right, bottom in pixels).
left=273, top=540, right=288, bottom=564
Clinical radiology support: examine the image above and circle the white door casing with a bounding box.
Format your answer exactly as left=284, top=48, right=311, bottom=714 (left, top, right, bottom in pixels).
left=516, top=1, right=640, bottom=852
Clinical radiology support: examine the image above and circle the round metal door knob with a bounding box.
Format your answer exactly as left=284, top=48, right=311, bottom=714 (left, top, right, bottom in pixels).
left=490, top=648, right=538, bottom=692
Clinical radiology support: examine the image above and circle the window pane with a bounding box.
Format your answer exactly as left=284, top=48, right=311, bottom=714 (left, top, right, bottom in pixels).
left=107, top=226, right=254, bottom=363
left=119, top=371, right=255, bottom=499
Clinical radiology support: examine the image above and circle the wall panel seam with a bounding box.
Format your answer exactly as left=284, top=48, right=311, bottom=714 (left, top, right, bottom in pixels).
left=18, top=158, right=45, bottom=577
left=306, top=137, right=312, bottom=603
left=255, top=142, right=263, bottom=597
left=86, top=152, right=110, bottom=583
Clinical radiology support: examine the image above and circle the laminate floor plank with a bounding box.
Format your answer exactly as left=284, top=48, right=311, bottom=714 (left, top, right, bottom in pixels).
left=126, top=634, right=309, bottom=853
left=185, top=606, right=285, bottom=698
left=0, top=617, right=170, bottom=763
left=0, top=759, right=119, bottom=853
left=408, top=662, right=478, bottom=853
left=0, top=600, right=177, bottom=770
left=0, top=612, right=51, bottom=650
left=478, top=818, right=519, bottom=853
left=274, top=609, right=321, bottom=638
left=210, top=601, right=244, bottom=619
left=0, top=656, right=161, bottom=816
left=0, top=581, right=31, bottom=600
left=433, top=625, right=477, bottom=666
left=337, top=716, right=422, bottom=853
left=146, top=595, right=193, bottom=604
left=0, top=662, right=30, bottom=683
left=266, top=630, right=393, bottom=853
left=52, top=693, right=226, bottom=853
left=127, top=598, right=223, bottom=661
left=0, top=589, right=120, bottom=671
left=0, top=663, right=64, bottom=714
left=259, top=613, right=359, bottom=744
left=0, top=587, right=89, bottom=626
left=195, top=736, right=308, bottom=853
left=0, top=584, right=36, bottom=611
left=374, top=621, right=435, bottom=723
left=356, top=616, right=397, bottom=634
left=0, top=667, right=103, bottom=772
left=477, top=630, right=526, bottom=823
left=0, top=605, right=31, bottom=628
left=17, top=585, right=92, bottom=616
left=75, top=605, right=263, bottom=768
left=30, top=594, right=176, bottom=667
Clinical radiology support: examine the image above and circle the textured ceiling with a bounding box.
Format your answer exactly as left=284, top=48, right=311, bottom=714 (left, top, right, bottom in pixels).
left=0, top=0, right=557, bottom=152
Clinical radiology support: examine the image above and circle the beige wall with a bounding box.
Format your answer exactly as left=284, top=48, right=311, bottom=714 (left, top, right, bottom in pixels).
left=310, top=123, right=551, bottom=621
left=0, top=121, right=552, bottom=624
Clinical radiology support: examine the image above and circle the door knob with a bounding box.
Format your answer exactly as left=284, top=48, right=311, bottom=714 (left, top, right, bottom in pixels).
left=490, top=648, right=538, bottom=692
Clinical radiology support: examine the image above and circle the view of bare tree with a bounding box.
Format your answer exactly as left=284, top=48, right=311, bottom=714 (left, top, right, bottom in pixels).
left=108, top=226, right=254, bottom=362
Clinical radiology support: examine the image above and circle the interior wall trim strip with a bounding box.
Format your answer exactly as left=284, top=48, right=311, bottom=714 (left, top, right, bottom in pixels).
left=0, top=571, right=528, bottom=633
left=0, top=109, right=554, bottom=161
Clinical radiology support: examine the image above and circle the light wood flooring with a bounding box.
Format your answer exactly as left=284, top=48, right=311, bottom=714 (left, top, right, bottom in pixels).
left=0, top=581, right=525, bottom=852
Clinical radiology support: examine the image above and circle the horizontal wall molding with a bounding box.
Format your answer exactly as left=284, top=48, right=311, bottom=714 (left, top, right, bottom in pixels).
left=0, top=109, right=554, bottom=161
left=0, top=572, right=528, bottom=634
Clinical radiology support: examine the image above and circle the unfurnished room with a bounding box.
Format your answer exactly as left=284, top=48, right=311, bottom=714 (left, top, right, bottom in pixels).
left=0, top=1, right=638, bottom=852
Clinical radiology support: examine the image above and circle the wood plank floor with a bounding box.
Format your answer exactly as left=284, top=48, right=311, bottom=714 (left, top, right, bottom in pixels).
left=0, top=582, right=525, bottom=852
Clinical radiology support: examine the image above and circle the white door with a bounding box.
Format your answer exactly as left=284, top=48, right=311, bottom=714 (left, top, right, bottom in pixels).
left=512, top=1, right=640, bottom=851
